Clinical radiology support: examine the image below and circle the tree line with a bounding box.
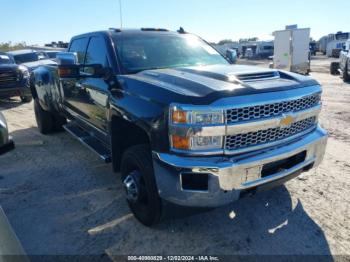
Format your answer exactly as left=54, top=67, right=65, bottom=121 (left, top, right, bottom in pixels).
left=217, top=37, right=259, bottom=45
left=0, top=42, right=27, bottom=52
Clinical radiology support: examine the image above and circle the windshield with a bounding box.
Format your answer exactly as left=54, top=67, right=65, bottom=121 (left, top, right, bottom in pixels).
left=114, top=34, right=228, bottom=73
left=13, top=52, right=39, bottom=64
left=0, top=54, right=14, bottom=64
left=46, top=52, right=58, bottom=58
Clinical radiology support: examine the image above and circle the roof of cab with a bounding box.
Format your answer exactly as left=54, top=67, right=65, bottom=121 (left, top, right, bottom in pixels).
left=6, top=49, right=37, bottom=55
left=71, top=28, right=184, bottom=40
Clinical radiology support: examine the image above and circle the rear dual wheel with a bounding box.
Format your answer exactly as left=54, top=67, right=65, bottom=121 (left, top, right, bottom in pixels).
left=34, top=99, right=66, bottom=134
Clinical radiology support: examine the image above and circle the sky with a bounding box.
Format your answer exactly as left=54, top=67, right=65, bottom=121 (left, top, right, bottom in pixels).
left=1, top=0, right=349, bottom=45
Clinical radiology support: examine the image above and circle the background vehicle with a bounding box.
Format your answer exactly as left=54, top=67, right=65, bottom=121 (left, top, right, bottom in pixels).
left=241, top=41, right=274, bottom=59
left=7, top=49, right=48, bottom=64
left=0, top=52, right=32, bottom=102
left=31, top=28, right=327, bottom=226
left=329, top=40, right=350, bottom=82
left=319, top=32, right=350, bottom=57
left=0, top=112, right=14, bottom=155
left=309, top=41, right=317, bottom=56
left=6, top=49, right=57, bottom=72
left=339, top=40, right=350, bottom=82
left=43, top=50, right=60, bottom=59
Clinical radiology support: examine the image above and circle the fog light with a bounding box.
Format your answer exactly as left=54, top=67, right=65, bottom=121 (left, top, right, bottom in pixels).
left=171, top=135, right=190, bottom=150
left=191, top=136, right=222, bottom=150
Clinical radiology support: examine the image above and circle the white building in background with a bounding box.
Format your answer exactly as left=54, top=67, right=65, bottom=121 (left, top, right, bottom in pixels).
left=319, top=32, right=350, bottom=57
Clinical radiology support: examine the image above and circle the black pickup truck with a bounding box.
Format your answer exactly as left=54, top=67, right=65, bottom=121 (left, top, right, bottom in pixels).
left=31, top=28, right=327, bottom=226
left=0, top=52, right=32, bottom=102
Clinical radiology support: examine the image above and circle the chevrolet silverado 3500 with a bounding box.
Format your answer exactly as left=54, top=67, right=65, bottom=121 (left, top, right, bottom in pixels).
left=30, top=28, right=327, bottom=226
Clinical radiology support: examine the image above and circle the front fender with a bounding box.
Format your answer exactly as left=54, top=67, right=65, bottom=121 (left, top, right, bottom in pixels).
left=109, top=88, right=169, bottom=152
left=32, top=66, right=58, bottom=112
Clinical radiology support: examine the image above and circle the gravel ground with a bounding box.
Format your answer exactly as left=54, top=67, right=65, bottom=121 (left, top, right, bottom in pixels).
left=0, top=56, right=349, bottom=258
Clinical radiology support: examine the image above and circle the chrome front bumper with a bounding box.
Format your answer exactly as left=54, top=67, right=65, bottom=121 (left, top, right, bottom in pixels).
left=152, top=126, right=327, bottom=207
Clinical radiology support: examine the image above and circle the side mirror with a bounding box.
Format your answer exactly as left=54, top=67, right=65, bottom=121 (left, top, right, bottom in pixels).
left=57, top=52, right=80, bottom=78
left=57, top=52, right=78, bottom=65
left=226, top=51, right=237, bottom=64
left=56, top=52, right=109, bottom=79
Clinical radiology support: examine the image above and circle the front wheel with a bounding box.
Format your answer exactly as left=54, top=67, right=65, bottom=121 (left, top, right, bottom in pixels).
left=121, top=144, right=162, bottom=226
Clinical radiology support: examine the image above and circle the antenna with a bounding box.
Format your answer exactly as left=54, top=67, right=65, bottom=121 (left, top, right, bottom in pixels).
left=118, top=0, right=123, bottom=29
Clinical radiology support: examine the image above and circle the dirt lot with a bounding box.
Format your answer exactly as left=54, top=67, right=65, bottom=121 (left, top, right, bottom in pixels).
left=1, top=56, right=349, bottom=257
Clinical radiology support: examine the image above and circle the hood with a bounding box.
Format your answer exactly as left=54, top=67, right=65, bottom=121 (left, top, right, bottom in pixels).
left=0, top=64, right=19, bottom=71
left=21, top=59, right=57, bottom=71
left=122, top=64, right=319, bottom=104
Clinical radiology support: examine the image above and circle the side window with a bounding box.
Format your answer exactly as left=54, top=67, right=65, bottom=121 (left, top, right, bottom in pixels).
left=68, top=37, right=89, bottom=64
left=85, top=36, right=109, bottom=68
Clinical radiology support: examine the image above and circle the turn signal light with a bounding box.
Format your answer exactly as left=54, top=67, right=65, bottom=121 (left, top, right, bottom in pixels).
left=171, top=135, right=190, bottom=150
left=58, top=66, right=79, bottom=78
left=172, top=110, right=187, bottom=124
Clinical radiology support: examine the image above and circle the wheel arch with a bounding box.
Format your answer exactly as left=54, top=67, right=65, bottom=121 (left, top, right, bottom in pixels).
left=32, top=66, right=56, bottom=111
left=29, top=73, right=38, bottom=99
left=109, top=115, right=152, bottom=172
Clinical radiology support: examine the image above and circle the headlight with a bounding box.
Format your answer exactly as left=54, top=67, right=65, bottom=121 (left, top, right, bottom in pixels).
left=171, top=108, right=224, bottom=125
left=170, top=107, right=224, bottom=152
left=19, top=65, right=30, bottom=78
left=191, top=136, right=223, bottom=150
left=192, top=111, right=224, bottom=125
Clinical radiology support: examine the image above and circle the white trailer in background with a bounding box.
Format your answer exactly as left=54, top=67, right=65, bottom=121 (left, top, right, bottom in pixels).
left=273, top=28, right=310, bottom=75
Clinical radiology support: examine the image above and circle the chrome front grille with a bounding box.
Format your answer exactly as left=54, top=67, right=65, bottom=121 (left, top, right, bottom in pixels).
left=0, top=70, right=19, bottom=86
left=225, top=117, right=316, bottom=151
left=226, top=94, right=320, bottom=124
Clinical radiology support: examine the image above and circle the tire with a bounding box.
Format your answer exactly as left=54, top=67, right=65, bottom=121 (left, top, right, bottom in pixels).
left=34, top=99, right=66, bottom=134
left=121, top=144, right=162, bottom=226
left=20, top=96, right=32, bottom=103
left=343, top=63, right=350, bottom=82
left=330, top=62, right=340, bottom=75
left=52, top=114, right=67, bottom=131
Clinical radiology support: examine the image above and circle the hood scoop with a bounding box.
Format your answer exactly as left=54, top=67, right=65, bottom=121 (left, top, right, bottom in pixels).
left=236, top=71, right=280, bottom=82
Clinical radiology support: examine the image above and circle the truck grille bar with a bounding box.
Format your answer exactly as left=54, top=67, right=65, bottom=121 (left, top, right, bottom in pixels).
left=226, top=93, right=320, bottom=123
left=0, top=70, right=19, bottom=86
left=225, top=117, right=317, bottom=151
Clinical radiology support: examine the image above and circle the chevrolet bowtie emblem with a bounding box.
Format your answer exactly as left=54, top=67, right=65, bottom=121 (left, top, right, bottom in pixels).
left=280, top=114, right=294, bottom=128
